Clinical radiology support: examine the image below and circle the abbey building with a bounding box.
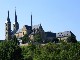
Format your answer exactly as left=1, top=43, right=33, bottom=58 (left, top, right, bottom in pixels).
left=5, top=10, right=76, bottom=42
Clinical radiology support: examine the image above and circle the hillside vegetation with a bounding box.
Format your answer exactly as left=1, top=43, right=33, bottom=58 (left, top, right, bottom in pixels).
left=0, top=40, right=80, bottom=60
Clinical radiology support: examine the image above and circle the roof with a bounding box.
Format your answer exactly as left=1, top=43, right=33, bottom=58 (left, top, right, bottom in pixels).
left=23, top=25, right=32, bottom=30
left=32, top=24, right=41, bottom=29
left=56, top=31, right=75, bottom=38
left=45, top=32, right=56, bottom=37
left=16, top=29, right=22, bottom=33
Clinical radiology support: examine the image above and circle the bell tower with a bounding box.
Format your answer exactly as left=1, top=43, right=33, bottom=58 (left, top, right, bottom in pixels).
left=5, top=10, right=11, bottom=40
left=13, top=8, right=19, bottom=32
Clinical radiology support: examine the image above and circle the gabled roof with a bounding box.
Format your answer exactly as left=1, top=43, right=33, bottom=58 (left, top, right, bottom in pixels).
left=16, top=29, right=22, bottom=34
left=24, top=25, right=32, bottom=30
left=32, top=24, right=41, bottom=29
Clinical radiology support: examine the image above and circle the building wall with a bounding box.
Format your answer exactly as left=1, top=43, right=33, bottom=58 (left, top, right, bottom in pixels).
left=56, top=31, right=72, bottom=38
left=5, top=22, right=11, bottom=40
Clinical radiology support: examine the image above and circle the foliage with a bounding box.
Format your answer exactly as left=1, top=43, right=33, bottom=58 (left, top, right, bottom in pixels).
left=34, top=33, right=42, bottom=43
left=0, top=40, right=23, bottom=60
left=21, top=42, right=80, bottom=60
left=12, top=35, right=19, bottom=45
left=67, top=36, right=77, bottom=43
left=22, top=34, right=29, bottom=44
left=1, top=35, right=80, bottom=60
left=52, top=37, right=59, bottom=43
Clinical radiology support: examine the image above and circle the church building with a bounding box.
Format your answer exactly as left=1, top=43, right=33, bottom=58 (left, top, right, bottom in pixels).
left=5, top=10, right=76, bottom=43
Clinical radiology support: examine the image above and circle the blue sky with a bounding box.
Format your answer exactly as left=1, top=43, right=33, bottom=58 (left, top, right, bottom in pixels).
left=0, top=0, right=80, bottom=40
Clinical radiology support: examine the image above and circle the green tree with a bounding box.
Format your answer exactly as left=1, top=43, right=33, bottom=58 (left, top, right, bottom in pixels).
left=22, top=34, right=29, bottom=44
left=67, top=36, right=77, bottom=43
left=12, top=35, right=19, bottom=45
left=0, top=40, right=23, bottom=60
left=34, top=33, right=42, bottom=43
left=52, top=37, right=59, bottom=43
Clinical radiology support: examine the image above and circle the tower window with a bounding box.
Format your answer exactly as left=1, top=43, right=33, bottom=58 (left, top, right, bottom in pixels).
left=23, top=32, right=24, bottom=35
left=6, top=24, right=7, bottom=26
left=14, top=25, right=15, bottom=27
left=6, top=32, right=7, bottom=34
left=6, top=28, right=7, bottom=30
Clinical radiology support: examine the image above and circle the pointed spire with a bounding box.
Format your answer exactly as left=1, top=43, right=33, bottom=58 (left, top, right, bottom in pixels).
left=15, top=7, right=17, bottom=22
left=8, top=10, right=9, bottom=19
left=7, top=10, right=10, bottom=22
left=31, top=12, right=32, bottom=29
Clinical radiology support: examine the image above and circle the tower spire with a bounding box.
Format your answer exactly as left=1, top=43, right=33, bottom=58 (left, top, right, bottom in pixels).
left=15, top=7, right=17, bottom=22
left=7, top=10, right=10, bottom=22
left=13, top=7, right=19, bottom=31
left=8, top=10, right=9, bottom=18
left=31, top=12, right=32, bottom=29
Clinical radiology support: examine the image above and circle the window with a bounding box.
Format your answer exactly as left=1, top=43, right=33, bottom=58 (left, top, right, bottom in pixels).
left=6, top=28, right=7, bottom=30
left=6, top=24, right=7, bottom=26
left=59, top=35, right=61, bottom=36
left=6, top=32, right=7, bottom=34
left=23, top=32, right=24, bottom=35
left=58, top=33, right=59, bottom=34
left=67, top=34, right=68, bottom=35
left=61, top=33, right=62, bottom=34
left=62, top=35, right=63, bottom=36
left=14, top=25, right=15, bottom=27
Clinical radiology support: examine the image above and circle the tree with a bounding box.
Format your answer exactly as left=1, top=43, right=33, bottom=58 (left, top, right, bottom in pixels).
left=52, top=37, right=59, bottom=43
left=34, top=33, right=42, bottom=43
left=67, top=36, right=77, bottom=43
left=0, top=40, right=23, bottom=60
left=12, top=35, right=19, bottom=45
left=22, top=34, right=29, bottom=44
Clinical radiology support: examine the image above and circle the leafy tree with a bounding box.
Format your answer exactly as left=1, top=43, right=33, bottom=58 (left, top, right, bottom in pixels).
left=21, top=42, right=80, bottom=60
left=21, top=44, right=36, bottom=60
left=34, top=33, right=42, bottom=43
left=52, top=37, right=59, bottom=43
left=12, top=35, right=19, bottom=45
left=0, top=40, right=23, bottom=60
left=22, top=34, right=29, bottom=44
left=67, top=36, right=77, bottom=43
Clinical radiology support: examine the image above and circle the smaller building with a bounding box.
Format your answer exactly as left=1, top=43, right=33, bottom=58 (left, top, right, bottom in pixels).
left=56, top=31, right=76, bottom=42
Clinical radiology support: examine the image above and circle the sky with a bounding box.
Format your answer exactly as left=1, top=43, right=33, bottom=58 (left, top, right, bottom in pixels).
left=0, top=0, right=80, bottom=41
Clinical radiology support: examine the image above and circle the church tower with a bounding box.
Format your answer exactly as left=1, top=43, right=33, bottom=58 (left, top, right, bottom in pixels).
left=31, top=13, right=32, bottom=29
left=5, top=11, right=11, bottom=40
left=13, top=9, right=19, bottom=32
